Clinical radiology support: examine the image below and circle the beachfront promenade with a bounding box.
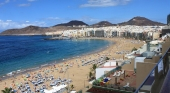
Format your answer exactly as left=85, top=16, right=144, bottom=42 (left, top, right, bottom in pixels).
left=0, top=37, right=144, bottom=93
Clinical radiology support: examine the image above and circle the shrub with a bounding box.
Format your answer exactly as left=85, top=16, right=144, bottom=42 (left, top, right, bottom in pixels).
left=107, top=84, right=112, bottom=88
left=77, top=90, right=82, bottom=93
left=93, top=80, right=100, bottom=86
left=105, top=57, right=110, bottom=60
left=131, top=47, right=137, bottom=52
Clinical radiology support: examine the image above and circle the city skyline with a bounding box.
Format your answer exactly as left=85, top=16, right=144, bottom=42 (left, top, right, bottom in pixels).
left=0, top=0, right=169, bottom=31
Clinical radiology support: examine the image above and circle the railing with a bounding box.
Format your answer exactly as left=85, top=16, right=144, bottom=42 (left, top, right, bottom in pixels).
left=159, top=69, right=170, bottom=93
left=135, top=47, right=170, bottom=93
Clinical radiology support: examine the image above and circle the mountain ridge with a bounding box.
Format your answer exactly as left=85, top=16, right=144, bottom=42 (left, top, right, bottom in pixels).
left=91, top=21, right=117, bottom=27
left=54, top=20, right=88, bottom=27
left=0, top=16, right=166, bottom=35
left=118, top=16, right=165, bottom=26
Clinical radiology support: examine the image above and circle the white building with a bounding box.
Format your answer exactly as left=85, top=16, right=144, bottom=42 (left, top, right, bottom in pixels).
left=96, top=60, right=122, bottom=79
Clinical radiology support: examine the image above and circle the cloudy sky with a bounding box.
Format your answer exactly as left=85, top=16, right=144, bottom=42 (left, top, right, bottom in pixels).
left=0, top=0, right=169, bottom=32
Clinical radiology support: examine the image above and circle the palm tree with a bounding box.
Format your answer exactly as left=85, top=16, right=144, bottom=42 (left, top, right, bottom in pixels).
left=70, top=84, right=75, bottom=91
left=89, top=71, right=93, bottom=80
left=1, top=87, right=14, bottom=93
left=91, top=64, right=97, bottom=72
left=91, top=64, right=97, bottom=79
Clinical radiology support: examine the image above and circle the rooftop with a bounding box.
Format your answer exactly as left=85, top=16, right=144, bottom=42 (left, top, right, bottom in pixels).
left=162, top=25, right=170, bottom=29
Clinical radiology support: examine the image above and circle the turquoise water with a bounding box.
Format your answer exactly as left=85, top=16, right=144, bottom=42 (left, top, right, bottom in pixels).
left=0, top=36, right=111, bottom=76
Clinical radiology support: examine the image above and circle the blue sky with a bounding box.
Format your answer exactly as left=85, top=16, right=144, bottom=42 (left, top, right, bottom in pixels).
left=0, top=0, right=169, bottom=31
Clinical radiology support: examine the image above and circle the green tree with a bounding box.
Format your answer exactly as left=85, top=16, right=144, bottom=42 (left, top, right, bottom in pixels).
left=105, top=57, right=110, bottom=60
left=70, top=84, right=75, bottom=91
left=90, top=64, right=97, bottom=79
left=1, top=87, right=14, bottom=93
left=131, top=47, right=137, bottom=52
left=77, top=90, right=82, bottom=93
left=91, top=64, right=97, bottom=73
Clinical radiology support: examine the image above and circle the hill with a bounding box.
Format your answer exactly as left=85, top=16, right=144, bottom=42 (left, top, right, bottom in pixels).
left=0, top=26, right=48, bottom=35
left=91, top=21, right=116, bottom=27
left=0, top=17, right=166, bottom=35
left=0, top=25, right=81, bottom=35
left=118, top=16, right=165, bottom=26
left=54, top=20, right=88, bottom=27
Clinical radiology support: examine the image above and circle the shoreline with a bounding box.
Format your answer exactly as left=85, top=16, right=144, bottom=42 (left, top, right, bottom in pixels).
left=0, top=37, right=144, bottom=92
left=0, top=37, right=114, bottom=80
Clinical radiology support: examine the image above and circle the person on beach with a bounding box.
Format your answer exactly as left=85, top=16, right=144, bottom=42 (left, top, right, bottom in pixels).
left=34, top=86, right=36, bottom=92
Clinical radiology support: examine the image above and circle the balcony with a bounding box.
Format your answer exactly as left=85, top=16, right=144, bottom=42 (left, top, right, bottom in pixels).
left=88, top=62, right=136, bottom=93
left=135, top=48, right=170, bottom=93
left=87, top=47, right=170, bottom=93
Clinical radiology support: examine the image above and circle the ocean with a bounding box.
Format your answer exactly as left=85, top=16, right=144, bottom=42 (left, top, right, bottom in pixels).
left=0, top=36, right=111, bottom=76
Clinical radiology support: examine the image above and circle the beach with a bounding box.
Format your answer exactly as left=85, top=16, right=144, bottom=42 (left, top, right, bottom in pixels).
left=0, top=37, right=144, bottom=92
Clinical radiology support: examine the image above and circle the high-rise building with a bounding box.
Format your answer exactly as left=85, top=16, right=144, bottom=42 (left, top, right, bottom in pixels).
left=167, top=14, right=170, bottom=25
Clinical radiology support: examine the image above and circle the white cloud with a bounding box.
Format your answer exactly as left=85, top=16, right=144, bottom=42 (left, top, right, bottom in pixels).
left=0, top=20, right=46, bottom=31
left=5, top=0, right=10, bottom=3
left=0, top=0, right=10, bottom=6
left=27, top=0, right=36, bottom=2
left=18, top=3, right=30, bottom=7
left=80, top=0, right=131, bottom=7
left=18, top=0, right=37, bottom=7
left=76, top=16, right=100, bottom=25
left=26, top=21, right=29, bottom=22
left=45, top=16, right=100, bottom=25
left=6, top=20, right=12, bottom=22
left=46, top=17, right=60, bottom=20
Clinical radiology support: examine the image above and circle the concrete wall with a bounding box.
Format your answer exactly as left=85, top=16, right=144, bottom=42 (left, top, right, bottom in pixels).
left=136, top=62, right=156, bottom=88
left=144, top=56, right=160, bottom=63
left=96, top=67, right=116, bottom=79
left=134, top=57, right=146, bottom=68
left=162, top=38, right=170, bottom=55
left=122, top=59, right=134, bottom=71
left=153, top=56, right=161, bottom=63
left=153, top=32, right=160, bottom=40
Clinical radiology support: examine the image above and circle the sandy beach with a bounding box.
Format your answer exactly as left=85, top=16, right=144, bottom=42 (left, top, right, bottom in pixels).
left=0, top=37, right=144, bottom=92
